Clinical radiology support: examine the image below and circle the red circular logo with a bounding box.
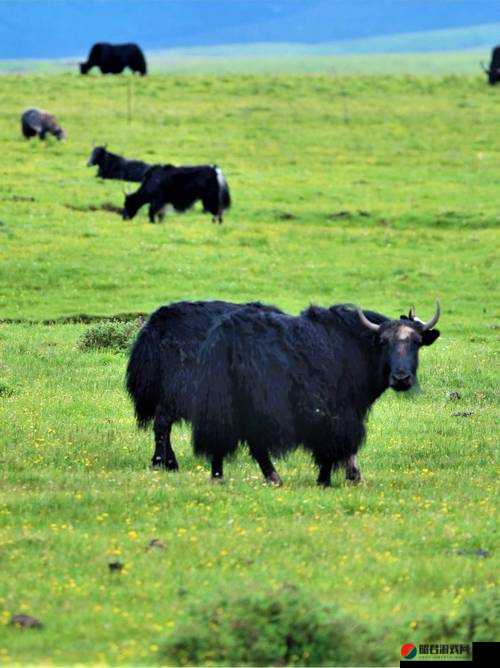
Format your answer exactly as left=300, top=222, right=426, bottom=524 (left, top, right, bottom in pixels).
left=401, top=643, right=417, bottom=660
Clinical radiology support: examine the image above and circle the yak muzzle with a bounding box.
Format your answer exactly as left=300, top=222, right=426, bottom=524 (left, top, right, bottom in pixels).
left=389, top=372, right=414, bottom=392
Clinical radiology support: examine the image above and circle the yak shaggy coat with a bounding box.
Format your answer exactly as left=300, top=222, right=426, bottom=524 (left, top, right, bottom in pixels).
left=126, top=300, right=281, bottom=470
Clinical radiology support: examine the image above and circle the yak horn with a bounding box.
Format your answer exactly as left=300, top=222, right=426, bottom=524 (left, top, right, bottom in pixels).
left=421, top=300, right=440, bottom=331
left=409, top=305, right=416, bottom=319
left=357, top=306, right=380, bottom=332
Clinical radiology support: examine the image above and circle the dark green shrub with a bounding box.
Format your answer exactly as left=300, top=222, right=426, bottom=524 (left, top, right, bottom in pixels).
left=78, top=319, right=140, bottom=352
left=160, top=585, right=381, bottom=666
left=419, top=590, right=499, bottom=643
left=0, top=381, right=15, bottom=397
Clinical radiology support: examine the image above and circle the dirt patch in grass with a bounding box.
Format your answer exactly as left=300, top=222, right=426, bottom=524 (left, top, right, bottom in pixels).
left=65, top=202, right=123, bottom=215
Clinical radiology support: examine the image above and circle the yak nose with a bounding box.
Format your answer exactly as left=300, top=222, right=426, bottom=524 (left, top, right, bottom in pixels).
left=390, top=371, right=413, bottom=391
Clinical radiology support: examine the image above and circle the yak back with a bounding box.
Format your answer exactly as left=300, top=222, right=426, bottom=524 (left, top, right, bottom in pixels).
left=138, top=164, right=218, bottom=209
left=136, top=300, right=281, bottom=423
left=87, top=42, right=146, bottom=74
left=90, top=147, right=150, bottom=181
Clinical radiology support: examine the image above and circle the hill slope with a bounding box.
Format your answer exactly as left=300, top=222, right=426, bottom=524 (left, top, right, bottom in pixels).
left=1, top=0, right=499, bottom=58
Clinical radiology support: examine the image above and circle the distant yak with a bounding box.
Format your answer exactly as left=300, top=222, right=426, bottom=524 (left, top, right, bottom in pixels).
left=21, top=108, right=65, bottom=141
left=192, top=302, right=441, bottom=486
left=87, top=146, right=151, bottom=182
left=126, top=300, right=282, bottom=470
left=481, top=46, right=500, bottom=86
left=482, top=46, right=500, bottom=85
left=123, top=164, right=231, bottom=223
left=80, top=43, right=147, bottom=76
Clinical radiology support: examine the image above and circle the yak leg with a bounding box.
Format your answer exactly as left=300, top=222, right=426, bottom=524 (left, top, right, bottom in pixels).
left=152, top=412, right=179, bottom=471
left=211, top=454, right=224, bottom=481
left=148, top=199, right=166, bottom=223
left=344, top=454, right=362, bottom=483
left=248, top=445, right=282, bottom=486
left=314, top=452, right=334, bottom=488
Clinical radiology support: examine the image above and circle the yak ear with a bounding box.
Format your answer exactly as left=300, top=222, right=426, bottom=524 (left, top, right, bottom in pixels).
left=421, top=329, right=440, bottom=346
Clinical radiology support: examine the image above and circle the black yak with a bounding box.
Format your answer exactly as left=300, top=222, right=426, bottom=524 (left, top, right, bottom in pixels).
left=21, top=108, right=65, bottom=141
left=481, top=46, right=500, bottom=85
left=192, top=302, right=441, bottom=486
left=126, top=301, right=281, bottom=470
left=123, top=164, right=231, bottom=223
left=80, top=43, right=147, bottom=75
left=87, top=146, right=151, bottom=182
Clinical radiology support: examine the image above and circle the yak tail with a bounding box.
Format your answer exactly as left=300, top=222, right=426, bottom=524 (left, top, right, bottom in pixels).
left=192, top=323, right=238, bottom=460
left=214, top=166, right=231, bottom=211
left=126, top=323, right=161, bottom=429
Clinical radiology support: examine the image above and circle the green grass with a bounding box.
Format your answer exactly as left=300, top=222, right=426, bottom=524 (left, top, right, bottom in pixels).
left=0, top=73, right=498, bottom=665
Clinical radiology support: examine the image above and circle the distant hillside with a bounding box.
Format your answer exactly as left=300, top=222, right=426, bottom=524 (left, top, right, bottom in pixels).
left=0, top=0, right=499, bottom=59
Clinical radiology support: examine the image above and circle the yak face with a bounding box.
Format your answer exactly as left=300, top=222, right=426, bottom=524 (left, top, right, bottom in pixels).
left=87, top=146, right=105, bottom=166
left=123, top=192, right=141, bottom=220
left=80, top=62, right=90, bottom=74
left=357, top=303, right=441, bottom=392
left=380, top=321, right=440, bottom=391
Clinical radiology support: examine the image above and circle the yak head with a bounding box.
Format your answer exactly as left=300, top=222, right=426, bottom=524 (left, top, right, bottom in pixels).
left=357, top=302, right=441, bottom=392
left=122, top=191, right=141, bottom=220
left=79, top=62, right=90, bottom=75
left=87, top=145, right=106, bottom=166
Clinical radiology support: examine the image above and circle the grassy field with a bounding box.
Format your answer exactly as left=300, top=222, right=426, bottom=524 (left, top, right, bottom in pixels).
left=0, top=73, right=498, bottom=665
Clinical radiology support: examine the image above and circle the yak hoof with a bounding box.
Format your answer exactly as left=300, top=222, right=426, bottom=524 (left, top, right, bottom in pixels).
left=346, top=469, right=363, bottom=484
left=151, top=458, right=164, bottom=470
left=165, top=460, right=179, bottom=472
left=211, top=475, right=224, bottom=484
left=266, top=472, right=283, bottom=487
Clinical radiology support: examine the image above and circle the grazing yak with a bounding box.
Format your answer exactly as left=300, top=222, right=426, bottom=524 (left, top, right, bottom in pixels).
left=21, top=108, right=65, bottom=141
left=123, top=164, right=231, bottom=223
left=80, top=43, right=147, bottom=75
left=87, top=146, right=151, bottom=182
left=126, top=301, right=281, bottom=470
left=192, top=302, right=441, bottom=486
left=481, top=45, right=500, bottom=85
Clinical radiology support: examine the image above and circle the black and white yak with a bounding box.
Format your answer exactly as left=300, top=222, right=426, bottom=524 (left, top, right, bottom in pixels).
left=21, top=108, right=65, bottom=141
left=87, top=146, right=151, bottom=182
left=80, top=43, right=147, bottom=75
left=126, top=301, right=281, bottom=470
left=122, top=164, right=231, bottom=223
left=192, top=302, right=441, bottom=486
